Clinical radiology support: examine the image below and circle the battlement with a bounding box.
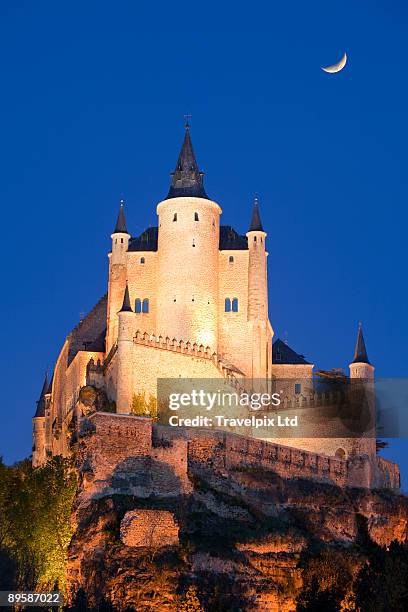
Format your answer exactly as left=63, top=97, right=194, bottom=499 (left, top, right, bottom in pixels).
left=133, top=330, right=246, bottom=387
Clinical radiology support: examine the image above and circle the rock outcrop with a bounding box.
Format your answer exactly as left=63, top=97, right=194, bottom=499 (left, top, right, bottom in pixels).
left=66, top=413, right=408, bottom=611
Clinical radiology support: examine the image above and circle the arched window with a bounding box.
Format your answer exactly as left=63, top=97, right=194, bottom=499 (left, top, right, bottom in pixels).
left=121, top=238, right=124, bottom=243
left=192, top=239, right=195, bottom=247
left=140, top=257, right=145, bottom=264
left=225, top=298, right=231, bottom=312
left=135, top=299, right=141, bottom=313
left=173, top=213, right=177, bottom=222
left=229, top=256, right=234, bottom=263
left=142, top=298, right=149, bottom=313
left=254, top=236, right=257, bottom=242
left=335, top=448, right=346, bottom=459
left=232, top=298, right=238, bottom=312
left=194, top=212, right=199, bottom=221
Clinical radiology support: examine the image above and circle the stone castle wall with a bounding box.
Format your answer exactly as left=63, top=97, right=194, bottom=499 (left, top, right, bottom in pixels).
left=72, top=414, right=399, bottom=518
left=217, top=249, right=252, bottom=375
left=126, top=250, right=158, bottom=336
left=120, top=509, right=179, bottom=548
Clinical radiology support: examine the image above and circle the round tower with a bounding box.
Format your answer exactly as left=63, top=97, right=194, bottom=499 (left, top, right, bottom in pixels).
left=116, top=283, right=135, bottom=414
left=156, top=125, right=221, bottom=349
left=246, top=198, right=269, bottom=381
left=348, top=323, right=376, bottom=458
left=32, top=373, right=49, bottom=467
left=106, top=199, right=130, bottom=353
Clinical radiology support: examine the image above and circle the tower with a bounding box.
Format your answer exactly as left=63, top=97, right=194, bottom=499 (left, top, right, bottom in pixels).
left=116, top=283, right=134, bottom=414
left=349, top=323, right=376, bottom=458
left=156, top=124, right=221, bottom=349
left=106, top=199, right=130, bottom=353
left=246, top=197, right=269, bottom=381
left=32, top=373, right=49, bottom=467
left=349, top=322, right=374, bottom=380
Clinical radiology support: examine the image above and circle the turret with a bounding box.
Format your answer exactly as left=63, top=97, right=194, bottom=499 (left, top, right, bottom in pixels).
left=156, top=123, right=221, bottom=349
left=32, top=373, right=49, bottom=467
left=246, top=197, right=268, bottom=322
left=116, top=283, right=135, bottom=414
left=348, top=323, right=376, bottom=459
left=106, top=199, right=131, bottom=352
left=111, top=198, right=130, bottom=264
left=349, top=323, right=374, bottom=380
left=246, top=197, right=269, bottom=382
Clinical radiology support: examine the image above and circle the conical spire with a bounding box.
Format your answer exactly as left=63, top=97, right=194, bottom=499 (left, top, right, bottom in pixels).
left=119, top=282, right=133, bottom=313
left=34, top=373, right=48, bottom=417
left=352, top=322, right=370, bottom=364
left=113, top=198, right=128, bottom=234
left=248, top=197, right=264, bottom=232
left=167, top=123, right=208, bottom=199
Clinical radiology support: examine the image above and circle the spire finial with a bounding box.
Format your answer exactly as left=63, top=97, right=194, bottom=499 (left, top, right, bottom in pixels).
left=113, top=197, right=128, bottom=234
left=352, top=322, right=370, bottom=364
left=248, top=195, right=264, bottom=232
left=184, top=113, right=192, bottom=129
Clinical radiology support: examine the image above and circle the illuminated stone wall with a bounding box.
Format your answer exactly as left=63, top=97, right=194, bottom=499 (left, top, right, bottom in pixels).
left=120, top=509, right=179, bottom=548
left=156, top=196, right=221, bottom=351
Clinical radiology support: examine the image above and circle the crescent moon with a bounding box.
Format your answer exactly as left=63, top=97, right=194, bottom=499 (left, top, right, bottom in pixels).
left=321, top=52, right=347, bottom=74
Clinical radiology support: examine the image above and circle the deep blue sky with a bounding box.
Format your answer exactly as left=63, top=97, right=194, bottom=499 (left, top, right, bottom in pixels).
left=1, top=1, right=407, bottom=481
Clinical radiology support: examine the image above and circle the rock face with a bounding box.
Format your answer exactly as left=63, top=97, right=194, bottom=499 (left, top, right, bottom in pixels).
left=120, top=510, right=179, bottom=548
left=66, top=414, right=408, bottom=611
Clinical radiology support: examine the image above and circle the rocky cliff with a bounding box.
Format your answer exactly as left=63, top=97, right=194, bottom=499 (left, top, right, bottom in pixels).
left=66, top=413, right=408, bottom=611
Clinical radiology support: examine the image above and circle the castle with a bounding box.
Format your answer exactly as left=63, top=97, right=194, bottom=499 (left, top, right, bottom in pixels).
left=32, top=125, right=400, bottom=490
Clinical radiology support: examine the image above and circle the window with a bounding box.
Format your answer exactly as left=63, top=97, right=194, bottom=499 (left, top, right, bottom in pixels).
left=254, top=236, right=257, bottom=242
left=142, top=298, right=149, bottom=313
left=121, top=238, right=124, bottom=243
left=192, top=239, right=195, bottom=247
left=232, top=298, right=238, bottom=312
left=173, top=213, right=177, bottom=222
left=294, top=383, right=301, bottom=395
left=225, top=298, right=231, bottom=312
left=194, top=212, right=199, bottom=221
left=275, top=349, right=282, bottom=362
left=135, top=299, right=141, bottom=313
left=229, top=256, right=234, bottom=263
left=335, top=448, right=346, bottom=459
left=140, top=257, right=145, bottom=264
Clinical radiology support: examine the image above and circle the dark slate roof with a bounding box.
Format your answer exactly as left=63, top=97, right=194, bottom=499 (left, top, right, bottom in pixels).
left=119, top=283, right=133, bottom=313
left=128, top=227, right=158, bottom=252
left=84, top=328, right=106, bottom=352
left=248, top=197, right=264, bottom=232
left=272, top=338, right=310, bottom=365
left=114, top=199, right=128, bottom=233
left=34, top=373, right=49, bottom=417
left=128, top=225, right=248, bottom=252
left=219, top=226, right=248, bottom=250
left=352, top=323, right=370, bottom=364
left=167, top=125, right=208, bottom=200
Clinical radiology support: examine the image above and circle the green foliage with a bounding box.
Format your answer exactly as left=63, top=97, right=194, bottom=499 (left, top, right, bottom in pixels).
left=131, top=392, right=157, bottom=418
left=0, top=456, right=76, bottom=592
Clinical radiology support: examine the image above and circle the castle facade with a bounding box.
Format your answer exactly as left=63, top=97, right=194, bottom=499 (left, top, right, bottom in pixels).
left=31, top=125, right=399, bottom=490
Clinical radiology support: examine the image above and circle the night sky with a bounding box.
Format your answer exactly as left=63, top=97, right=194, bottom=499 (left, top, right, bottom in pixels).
left=0, top=1, right=406, bottom=484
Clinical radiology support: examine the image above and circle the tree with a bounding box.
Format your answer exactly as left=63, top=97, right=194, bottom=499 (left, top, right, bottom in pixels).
left=354, top=541, right=408, bottom=612
left=178, top=585, right=204, bottom=611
